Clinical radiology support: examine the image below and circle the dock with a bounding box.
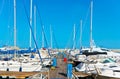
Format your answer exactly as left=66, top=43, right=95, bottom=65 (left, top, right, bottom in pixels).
left=49, top=58, right=67, bottom=79
left=0, top=71, right=48, bottom=79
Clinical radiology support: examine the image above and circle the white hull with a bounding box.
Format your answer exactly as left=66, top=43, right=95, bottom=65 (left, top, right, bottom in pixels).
left=0, top=60, right=42, bottom=72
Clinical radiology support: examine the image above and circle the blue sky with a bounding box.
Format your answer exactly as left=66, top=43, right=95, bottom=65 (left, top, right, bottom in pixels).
left=0, top=0, right=120, bottom=49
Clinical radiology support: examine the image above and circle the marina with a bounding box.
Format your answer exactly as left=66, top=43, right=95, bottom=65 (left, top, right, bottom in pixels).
left=0, top=0, right=120, bottom=79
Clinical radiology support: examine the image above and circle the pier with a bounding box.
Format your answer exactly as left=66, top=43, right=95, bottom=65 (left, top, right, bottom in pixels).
left=0, top=71, right=38, bottom=78
left=49, top=58, right=67, bottom=79
left=0, top=71, right=48, bottom=79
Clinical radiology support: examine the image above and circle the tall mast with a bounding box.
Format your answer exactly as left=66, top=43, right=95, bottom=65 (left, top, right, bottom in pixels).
left=50, top=25, right=52, bottom=49
left=34, top=5, right=36, bottom=48
left=30, top=0, right=32, bottom=47
left=14, top=0, right=16, bottom=59
left=73, top=24, right=76, bottom=49
left=80, top=20, right=82, bottom=48
left=90, top=0, right=93, bottom=50
left=42, top=25, right=44, bottom=48
left=14, top=0, right=16, bottom=48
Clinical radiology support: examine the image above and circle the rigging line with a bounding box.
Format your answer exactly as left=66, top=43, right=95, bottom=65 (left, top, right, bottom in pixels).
left=0, top=0, right=5, bottom=15
left=8, top=0, right=12, bottom=25
left=65, top=25, right=74, bottom=49
left=74, top=3, right=91, bottom=48
left=35, top=2, right=51, bottom=57
left=76, top=4, right=90, bottom=48
left=7, top=0, right=13, bottom=45
left=82, top=4, right=91, bottom=36
left=52, top=27, right=59, bottom=49
left=72, top=24, right=79, bottom=49
left=22, top=0, right=43, bottom=63
left=72, top=24, right=80, bottom=49
left=75, top=24, right=80, bottom=37
left=65, top=28, right=74, bottom=49
left=35, top=5, right=49, bottom=48
left=74, top=24, right=80, bottom=48
left=53, top=33, right=59, bottom=49
left=64, top=27, right=72, bottom=48
left=76, top=23, right=82, bottom=49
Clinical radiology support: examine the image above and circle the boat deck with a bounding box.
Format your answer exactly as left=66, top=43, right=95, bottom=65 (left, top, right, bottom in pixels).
left=72, top=71, right=91, bottom=78
left=92, top=74, right=120, bottom=79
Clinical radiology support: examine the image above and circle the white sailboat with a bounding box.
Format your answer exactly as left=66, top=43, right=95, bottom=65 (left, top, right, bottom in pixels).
left=80, top=0, right=120, bottom=57
left=75, top=1, right=120, bottom=78
left=0, top=0, right=43, bottom=72
left=81, top=0, right=107, bottom=55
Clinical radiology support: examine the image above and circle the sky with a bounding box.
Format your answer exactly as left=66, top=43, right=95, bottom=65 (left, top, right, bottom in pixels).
left=0, top=0, right=120, bottom=49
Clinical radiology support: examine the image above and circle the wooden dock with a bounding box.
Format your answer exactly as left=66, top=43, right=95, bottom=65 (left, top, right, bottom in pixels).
left=49, top=58, right=67, bottom=79
left=0, top=71, right=48, bottom=79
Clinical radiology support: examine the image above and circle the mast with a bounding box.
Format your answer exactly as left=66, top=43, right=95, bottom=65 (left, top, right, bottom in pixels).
left=50, top=25, right=52, bottom=49
left=73, top=24, right=76, bottom=49
left=14, top=0, right=16, bottom=58
left=14, top=0, right=16, bottom=47
left=42, top=25, right=44, bottom=48
left=34, top=5, right=36, bottom=48
left=30, top=0, right=32, bottom=47
left=90, top=0, right=93, bottom=51
left=80, top=20, right=82, bottom=48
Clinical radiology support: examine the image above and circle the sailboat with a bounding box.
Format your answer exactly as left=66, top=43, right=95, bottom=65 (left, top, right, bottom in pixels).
left=79, top=0, right=119, bottom=57
left=81, top=0, right=107, bottom=56
left=0, top=0, right=43, bottom=72
left=74, top=1, right=120, bottom=78
left=67, top=24, right=81, bottom=58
